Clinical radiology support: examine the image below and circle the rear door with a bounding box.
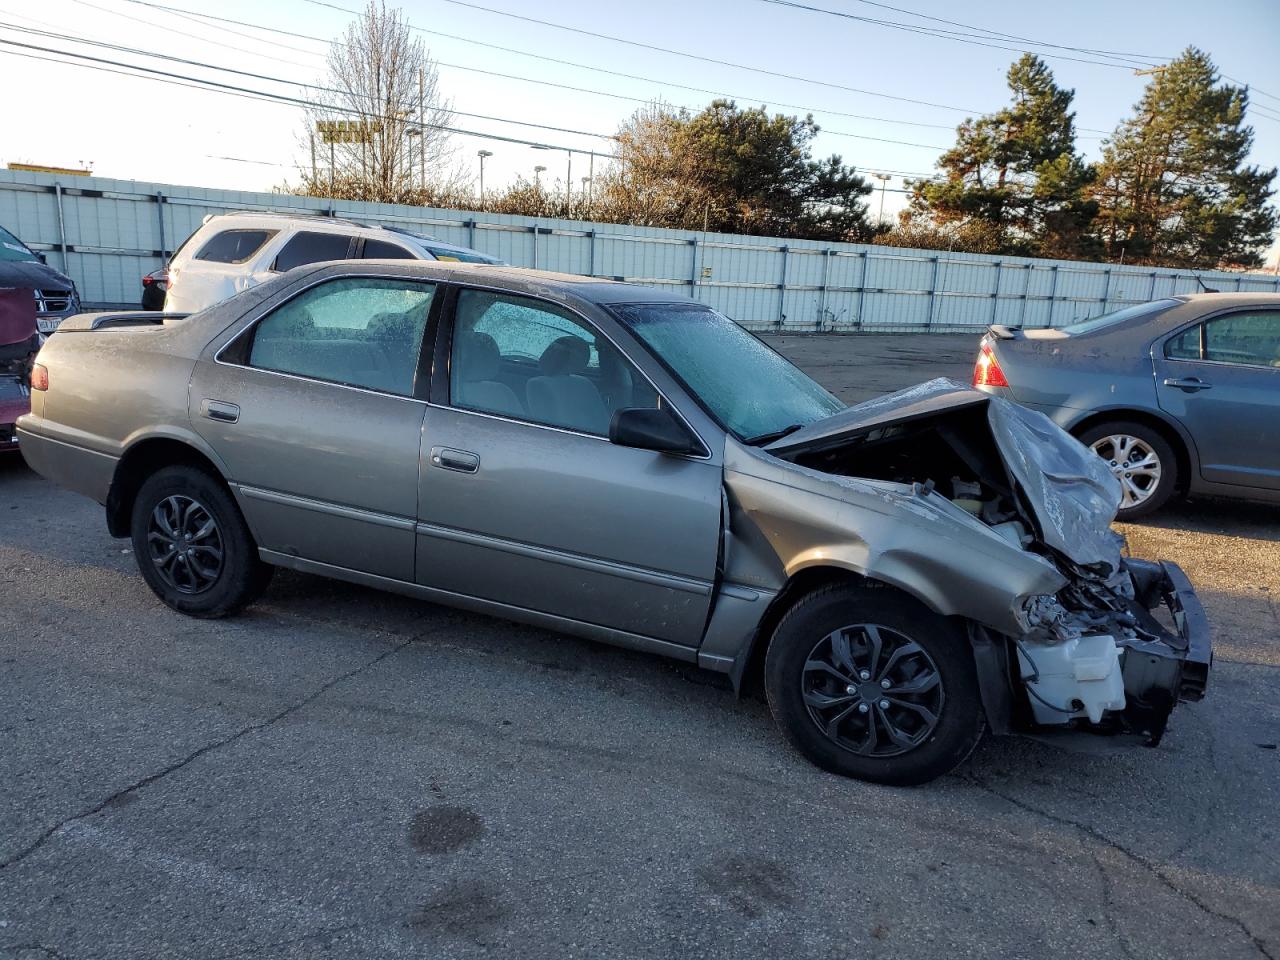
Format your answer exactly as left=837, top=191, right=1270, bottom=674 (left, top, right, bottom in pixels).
left=414, top=286, right=723, bottom=646
left=190, top=274, right=439, bottom=580
left=1154, top=307, right=1280, bottom=490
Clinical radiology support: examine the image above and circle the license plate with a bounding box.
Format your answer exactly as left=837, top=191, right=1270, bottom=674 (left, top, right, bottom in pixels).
left=37, top=317, right=62, bottom=334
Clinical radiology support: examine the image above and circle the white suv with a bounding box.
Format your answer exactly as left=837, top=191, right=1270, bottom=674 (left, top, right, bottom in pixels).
left=164, top=212, right=502, bottom=314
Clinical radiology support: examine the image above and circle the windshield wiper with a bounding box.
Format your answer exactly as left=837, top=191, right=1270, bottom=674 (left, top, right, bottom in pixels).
left=743, top=423, right=805, bottom=446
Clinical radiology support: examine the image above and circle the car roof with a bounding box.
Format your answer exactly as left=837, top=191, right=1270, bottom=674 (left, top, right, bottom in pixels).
left=199, top=211, right=440, bottom=242
left=1176, top=291, right=1280, bottom=307
left=305, top=259, right=701, bottom=307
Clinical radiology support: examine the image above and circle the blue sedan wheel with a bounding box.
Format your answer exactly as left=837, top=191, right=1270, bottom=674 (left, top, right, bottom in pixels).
left=1079, top=421, right=1178, bottom=520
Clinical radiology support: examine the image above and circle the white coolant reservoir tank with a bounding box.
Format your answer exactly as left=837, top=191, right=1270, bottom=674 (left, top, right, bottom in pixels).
left=1017, top=635, right=1125, bottom=725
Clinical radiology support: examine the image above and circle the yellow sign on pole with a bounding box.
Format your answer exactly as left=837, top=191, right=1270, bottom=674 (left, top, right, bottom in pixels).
left=316, top=120, right=382, bottom=144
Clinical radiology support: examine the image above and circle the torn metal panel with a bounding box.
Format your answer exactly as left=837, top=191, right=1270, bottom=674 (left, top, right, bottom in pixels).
left=768, top=377, right=1124, bottom=572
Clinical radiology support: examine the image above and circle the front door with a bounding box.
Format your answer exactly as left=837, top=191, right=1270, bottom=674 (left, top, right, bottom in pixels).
left=191, top=275, right=438, bottom=580
left=1155, top=307, right=1280, bottom=491
left=415, top=287, right=723, bottom=646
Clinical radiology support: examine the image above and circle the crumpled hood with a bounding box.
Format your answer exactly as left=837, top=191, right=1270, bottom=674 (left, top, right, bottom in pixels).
left=767, top=377, right=1124, bottom=572
left=0, top=259, right=74, bottom=292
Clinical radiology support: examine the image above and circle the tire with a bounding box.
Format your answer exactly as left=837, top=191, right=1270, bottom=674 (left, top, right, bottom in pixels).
left=129, top=465, right=273, bottom=618
left=764, top=584, right=985, bottom=786
left=1076, top=420, right=1178, bottom=521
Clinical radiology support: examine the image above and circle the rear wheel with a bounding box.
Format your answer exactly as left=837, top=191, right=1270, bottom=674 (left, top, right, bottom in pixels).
left=1077, top=420, right=1177, bottom=521
left=130, top=465, right=272, bottom=617
left=764, top=584, right=985, bottom=786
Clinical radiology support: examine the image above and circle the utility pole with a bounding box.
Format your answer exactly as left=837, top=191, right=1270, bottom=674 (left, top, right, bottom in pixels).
left=419, top=67, right=426, bottom=191
left=310, top=132, right=317, bottom=185
left=566, top=150, right=573, bottom=215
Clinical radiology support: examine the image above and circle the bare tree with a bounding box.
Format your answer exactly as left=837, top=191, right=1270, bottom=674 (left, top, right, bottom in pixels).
left=297, top=1, right=455, bottom=203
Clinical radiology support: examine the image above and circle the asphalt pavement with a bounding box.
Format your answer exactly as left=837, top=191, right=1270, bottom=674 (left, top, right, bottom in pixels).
left=1, top=334, right=1277, bottom=960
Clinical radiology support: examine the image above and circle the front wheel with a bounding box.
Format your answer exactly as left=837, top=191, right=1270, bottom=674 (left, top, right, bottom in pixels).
left=764, top=584, right=985, bottom=786
left=130, top=465, right=272, bottom=618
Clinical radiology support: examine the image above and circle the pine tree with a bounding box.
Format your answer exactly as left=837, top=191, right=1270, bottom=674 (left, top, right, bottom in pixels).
left=1092, top=48, right=1277, bottom=269
left=908, top=55, right=1097, bottom=258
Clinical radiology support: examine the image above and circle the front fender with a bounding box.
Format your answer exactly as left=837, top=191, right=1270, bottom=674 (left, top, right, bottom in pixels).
left=722, top=444, right=1066, bottom=638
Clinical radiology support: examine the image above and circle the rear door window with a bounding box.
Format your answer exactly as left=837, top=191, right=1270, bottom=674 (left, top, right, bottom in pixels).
left=273, top=232, right=355, bottom=272
left=1203, top=311, right=1280, bottom=367
left=361, top=238, right=416, bottom=260
left=245, top=277, right=436, bottom=396
left=193, top=229, right=276, bottom=265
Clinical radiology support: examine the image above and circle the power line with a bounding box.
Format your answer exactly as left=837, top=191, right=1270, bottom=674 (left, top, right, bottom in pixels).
left=428, top=0, right=984, bottom=114
left=0, top=35, right=602, bottom=153
left=841, top=0, right=1173, bottom=62
left=757, top=0, right=1158, bottom=70
left=98, top=0, right=960, bottom=150
left=65, top=0, right=319, bottom=70
left=0, top=20, right=619, bottom=141
left=303, top=0, right=963, bottom=132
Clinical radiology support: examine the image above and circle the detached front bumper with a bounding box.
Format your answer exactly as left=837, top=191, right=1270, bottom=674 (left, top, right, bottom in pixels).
left=1118, top=558, right=1212, bottom=744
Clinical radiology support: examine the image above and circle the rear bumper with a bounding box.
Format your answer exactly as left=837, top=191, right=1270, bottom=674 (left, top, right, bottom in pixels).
left=15, top=418, right=117, bottom=503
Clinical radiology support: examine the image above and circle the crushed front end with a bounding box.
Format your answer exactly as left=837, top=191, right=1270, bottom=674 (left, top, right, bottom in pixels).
left=760, top=378, right=1212, bottom=746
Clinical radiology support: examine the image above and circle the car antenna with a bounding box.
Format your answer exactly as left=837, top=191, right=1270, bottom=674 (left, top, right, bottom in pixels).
left=1194, top=274, right=1219, bottom=294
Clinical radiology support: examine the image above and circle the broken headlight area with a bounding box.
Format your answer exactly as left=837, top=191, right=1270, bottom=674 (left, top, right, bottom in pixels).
left=1013, top=557, right=1210, bottom=745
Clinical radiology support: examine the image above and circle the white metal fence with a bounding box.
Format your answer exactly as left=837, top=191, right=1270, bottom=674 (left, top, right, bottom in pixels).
left=3, top=169, right=1277, bottom=331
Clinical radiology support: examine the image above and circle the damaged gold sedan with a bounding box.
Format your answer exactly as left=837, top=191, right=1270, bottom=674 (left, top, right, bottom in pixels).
left=17, top=262, right=1211, bottom=784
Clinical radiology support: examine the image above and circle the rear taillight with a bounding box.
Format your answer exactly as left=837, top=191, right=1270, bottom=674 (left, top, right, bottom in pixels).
left=31, top=363, right=49, bottom=391
left=972, top=341, right=1009, bottom=388
left=142, top=275, right=154, bottom=286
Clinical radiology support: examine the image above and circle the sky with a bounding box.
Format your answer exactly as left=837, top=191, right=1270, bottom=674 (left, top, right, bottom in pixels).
left=1, top=0, right=1278, bottom=266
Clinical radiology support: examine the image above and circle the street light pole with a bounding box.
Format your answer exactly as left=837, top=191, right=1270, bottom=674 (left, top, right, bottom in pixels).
left=534, top=165, right=547, bottom=189
left=476, top=149, right=492, bottom=204
left=873, top=173, right=891, bottom=225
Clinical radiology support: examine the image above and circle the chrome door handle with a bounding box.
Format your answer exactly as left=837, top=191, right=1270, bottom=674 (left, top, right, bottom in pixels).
left=429, top=446, right=480, bottom=473
left=201, top=399, right=240, bottom=423
left=1162, top=377, right=1212, bottom=392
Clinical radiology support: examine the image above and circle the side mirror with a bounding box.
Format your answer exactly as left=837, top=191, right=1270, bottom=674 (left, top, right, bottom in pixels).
left=35, top=252, right=47, bottom=264
left=609, top=406, right=700, bottom=456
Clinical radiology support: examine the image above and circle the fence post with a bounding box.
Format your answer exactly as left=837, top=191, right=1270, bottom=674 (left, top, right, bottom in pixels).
left=532, top=224, right=538, bottom=270
left=817, top=249, right=831, bottom=330
left=589, top=229, right=597, bottom=278
left=777, top=245, right=789, bottom=329
left=155, top=192, right=166, bottom=259
left=989, top=260, right=1002, bottom=325
left=855, top=251, right=870, bottom=330
left=468, top=218, right=477, bottom=250
left=927, top=255, right=941, bottom=329
left=1148, top=271, right=1158, bottom=300
left=1018, top=264, right=1030, bottom=326
left=54, top=183, right=68, bottom=273
left=688, top=238, right=698, bottom=293
left=1047, top=264, right=1060, bottom=327
left=1101, top=267, right=1112, bottom=312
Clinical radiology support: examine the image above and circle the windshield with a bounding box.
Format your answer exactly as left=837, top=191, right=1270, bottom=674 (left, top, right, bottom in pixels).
left=611, top=302, right=844, bottom=441
left=0, top=225, right=38, bottom=263
left=1060, top=298, right=1180, bottom=335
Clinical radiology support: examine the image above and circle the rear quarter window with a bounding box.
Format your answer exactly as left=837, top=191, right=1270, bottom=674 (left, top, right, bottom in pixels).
left=274, top=232, right=355, bottom=272
left=193, top=229, right=277, bottom=264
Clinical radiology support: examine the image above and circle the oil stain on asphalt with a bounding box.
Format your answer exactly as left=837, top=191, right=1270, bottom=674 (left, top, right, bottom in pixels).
left=409, top=805, right=486, bottom=855
left=697, top=854, right=795, bottom=918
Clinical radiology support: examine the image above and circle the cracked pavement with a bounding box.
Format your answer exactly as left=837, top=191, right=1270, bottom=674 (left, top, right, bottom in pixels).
left=2, top=333, right=1277, bottom=959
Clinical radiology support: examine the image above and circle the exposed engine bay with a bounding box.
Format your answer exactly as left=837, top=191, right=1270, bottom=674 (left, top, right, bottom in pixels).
left=765, top=379, right=1211, bottom=745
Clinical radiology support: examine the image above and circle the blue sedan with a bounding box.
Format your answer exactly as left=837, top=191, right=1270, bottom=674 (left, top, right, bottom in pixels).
left=972, top=293, right=1280, bottom=519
